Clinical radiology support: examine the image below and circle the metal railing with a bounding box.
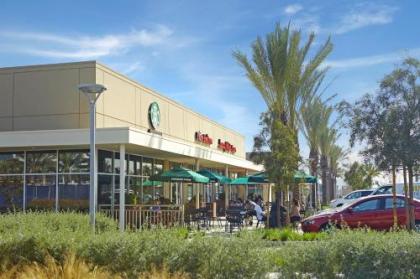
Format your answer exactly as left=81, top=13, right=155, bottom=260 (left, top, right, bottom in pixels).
left=99, top=204, right=184, bottom=230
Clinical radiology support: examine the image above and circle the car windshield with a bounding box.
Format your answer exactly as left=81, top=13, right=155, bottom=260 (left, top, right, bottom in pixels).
left=361, top=190, right=374, bottom=197
left=372, top=186, right=392, bottom=195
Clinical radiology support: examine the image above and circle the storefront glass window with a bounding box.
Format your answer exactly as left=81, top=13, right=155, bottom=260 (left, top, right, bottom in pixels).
left=58, top=150, right=89, bottom=173
left=142, top=158, right=153, bottom=177
left=26, top=151, right=57, bottom=173
left=142, top=178, right=153, bottom=204
left=154, top=160, right=163, bottom=175
left=98, top=175, right=113, bottom=205
left=0, top=175, right=23, bottom=211
left=128, top=155, right=141, bottom=175
left=0, top=152, right=24, bottom=174
left=26, top=175, right=56, bottom=210
left=127, top=176, right=141, bottom=205
left=58, top=174, right=89, bottom=211
left=98, top=150, right=113, bottom=173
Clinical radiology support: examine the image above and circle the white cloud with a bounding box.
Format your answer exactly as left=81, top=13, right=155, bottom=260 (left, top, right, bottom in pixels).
left=291, top=14, right=321, bottom=34
left=334, top=4, right=398, bottom=34
left=287, top=3, right=398, bottom=35
left=323, top=48, right=420, bottom=69
left=284, top=4, right=303, bottom=15
left=0, top=25, right=175, bottom=59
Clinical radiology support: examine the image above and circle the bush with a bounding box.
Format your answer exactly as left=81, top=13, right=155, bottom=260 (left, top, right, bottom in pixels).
left=0, top=211, right=117, bottom=235
left=1, top=213, right=420, bottom=278
left=253, top=228, right=326, bottom=242
left=272, top=229, right=420, bottom=278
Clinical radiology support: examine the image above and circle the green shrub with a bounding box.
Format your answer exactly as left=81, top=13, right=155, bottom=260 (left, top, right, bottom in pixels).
left=1, top=213, right=419, bottom=278
left=273, top=229, right=420, bottom=279
left=0, top=211, right=117, bottom=235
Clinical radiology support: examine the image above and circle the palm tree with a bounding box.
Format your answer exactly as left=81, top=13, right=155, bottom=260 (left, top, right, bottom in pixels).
left=234, top=23, right=333, bottom=223
left=362, top=163, right=380, bottom=187
left=233, top=23, right=333, bottom=132
left=300, top=96, right=325, bottom=207
left=318, top=102, right=337, bottom=205
left=329, top=144, right=347, bottom=199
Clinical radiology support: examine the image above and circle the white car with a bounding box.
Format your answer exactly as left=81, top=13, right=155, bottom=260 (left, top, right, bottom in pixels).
left=330, top=189, right=374, bottom=208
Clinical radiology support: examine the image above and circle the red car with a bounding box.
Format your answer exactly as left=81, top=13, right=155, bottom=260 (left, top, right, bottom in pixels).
left=301, top=194, right=420, bottom=232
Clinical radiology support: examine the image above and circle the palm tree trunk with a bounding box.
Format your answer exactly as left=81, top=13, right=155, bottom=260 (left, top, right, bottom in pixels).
left=320, top=155, right=328, bottom=205
left=328, top=171, right=334, bottom=201
left=330, top=173, right=336, bottom=200
left=309, top=148, right=318, bottom=209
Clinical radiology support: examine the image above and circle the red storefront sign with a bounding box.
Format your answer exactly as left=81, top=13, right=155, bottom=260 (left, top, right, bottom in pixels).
left=195, top=132, right=213, bottom=145
left=217, top=139, right=237, bottom=154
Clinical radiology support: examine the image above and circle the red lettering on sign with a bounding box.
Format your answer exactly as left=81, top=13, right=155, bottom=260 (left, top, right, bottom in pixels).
left=195, top=132, right=213, bottom=145
left=217, top=139, right=237, bottom=154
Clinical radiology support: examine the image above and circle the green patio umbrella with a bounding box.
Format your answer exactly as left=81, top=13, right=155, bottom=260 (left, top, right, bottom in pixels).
left=142, top=180, right=162, bottom=187
left=197, top=169, right=231, bottom=183
left=248, top=171, right=316, bottom=184
left=150, top=166, right=210, bottom=183
left=230, top=176, right=259, bottom=185
left=294, top=170, right=317, bottom=183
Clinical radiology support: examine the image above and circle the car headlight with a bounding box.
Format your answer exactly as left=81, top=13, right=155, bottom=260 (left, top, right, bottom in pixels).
left=304, top=220, right=315, bottom=225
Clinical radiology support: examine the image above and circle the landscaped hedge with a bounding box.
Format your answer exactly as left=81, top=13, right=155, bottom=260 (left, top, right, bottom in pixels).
left=0, top=213, right=419, bottom=278
left=270, top=230, right=420, bottom=279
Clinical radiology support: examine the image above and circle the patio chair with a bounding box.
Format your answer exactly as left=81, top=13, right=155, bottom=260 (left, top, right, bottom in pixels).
left=225, top=208, right=245, bottom=233
left=192, top=208, right=211, bottom=230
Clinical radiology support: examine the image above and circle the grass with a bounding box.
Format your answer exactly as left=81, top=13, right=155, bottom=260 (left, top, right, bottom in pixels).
left=0, top=254, right=189, bottom=279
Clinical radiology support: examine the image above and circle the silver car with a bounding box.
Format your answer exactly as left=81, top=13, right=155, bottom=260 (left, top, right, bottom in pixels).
left=330, top=189, right=373, bottom=208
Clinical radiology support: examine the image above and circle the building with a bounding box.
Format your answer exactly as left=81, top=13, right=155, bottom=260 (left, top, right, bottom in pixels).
left=0, top=61, right=263, bottom=216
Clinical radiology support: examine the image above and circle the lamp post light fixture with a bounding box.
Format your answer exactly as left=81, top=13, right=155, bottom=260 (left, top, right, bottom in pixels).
left=78, top=83, right=107, bottom=231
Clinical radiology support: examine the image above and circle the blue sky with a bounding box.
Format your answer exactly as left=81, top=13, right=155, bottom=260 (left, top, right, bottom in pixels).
left=0, top=0, right=419, bottom=162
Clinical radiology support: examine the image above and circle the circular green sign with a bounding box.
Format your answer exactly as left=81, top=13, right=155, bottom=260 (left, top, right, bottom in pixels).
left=148, top=102, right=160, bottom=129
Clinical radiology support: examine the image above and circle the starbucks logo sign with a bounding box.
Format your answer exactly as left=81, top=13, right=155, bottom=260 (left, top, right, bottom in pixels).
left=148, top=102, right=160, bottom=129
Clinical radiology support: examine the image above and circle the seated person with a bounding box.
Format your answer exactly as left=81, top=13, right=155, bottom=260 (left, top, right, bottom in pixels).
left=245, top=200, right=266, bottom=225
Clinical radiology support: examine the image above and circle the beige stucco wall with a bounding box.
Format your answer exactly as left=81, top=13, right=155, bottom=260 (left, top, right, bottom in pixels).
left=0, top=61, right=246, bottom=158
left=0, top=61, right=96, bottom=132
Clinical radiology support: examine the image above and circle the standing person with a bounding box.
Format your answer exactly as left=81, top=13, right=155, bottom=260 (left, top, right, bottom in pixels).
left=290, top=199, right=301, bottom=227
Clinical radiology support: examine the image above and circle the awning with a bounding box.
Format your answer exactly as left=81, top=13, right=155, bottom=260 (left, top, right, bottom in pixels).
left=294, top=170, right=317, bottom=183
left=197, top=169, right=231, bottom=184
left=248, top=171, right=316, bottom=184
left=230, top=176, right=259, bottom=185
left=142, top=180, right=162, bottom=187
left=150, top=166, right=210, bottom=183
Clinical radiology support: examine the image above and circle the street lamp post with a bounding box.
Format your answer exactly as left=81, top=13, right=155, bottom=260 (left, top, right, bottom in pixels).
left=78, top=84, right=107, bottom=231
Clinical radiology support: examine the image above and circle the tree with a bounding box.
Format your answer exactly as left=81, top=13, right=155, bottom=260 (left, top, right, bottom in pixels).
left=343, top=162, right=365, bottom=190
left=233, top=23, right=332, bottom=133
left=344, top=162, right=379, bottom=190
left=379, top=58, right=420, bottom=230
left=234, top=23, right=333, bottom=226
left=318, top=103, right=337, bottom=204
left=300, top=94, right=337, bottom=207
left=251, top=111, right=299, bottom=226
left=362, top=163, right=380, bottom=187
left=339, top=57, right=420, bottom=230
left=329, top=144, right=347, bottom=198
